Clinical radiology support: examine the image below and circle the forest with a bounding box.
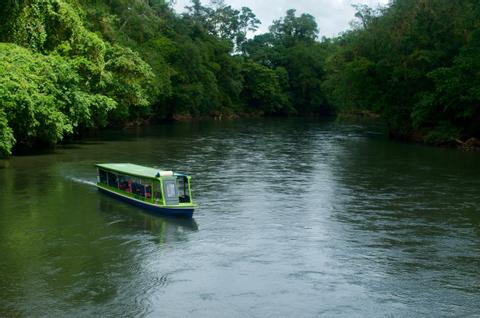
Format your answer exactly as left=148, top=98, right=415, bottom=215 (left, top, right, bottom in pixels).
left=0, top=0, right=479, bottom=156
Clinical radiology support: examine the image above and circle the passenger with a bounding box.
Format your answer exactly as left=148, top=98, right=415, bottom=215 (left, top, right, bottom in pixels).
left=145, top=185, right=152, bottom=199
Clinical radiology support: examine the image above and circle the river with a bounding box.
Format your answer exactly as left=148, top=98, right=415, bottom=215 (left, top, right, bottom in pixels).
left=0, top=118, right=479, bottom=317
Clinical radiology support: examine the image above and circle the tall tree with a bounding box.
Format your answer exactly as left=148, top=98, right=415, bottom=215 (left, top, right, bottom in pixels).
left=243, top=9, right=331, bottom=115
left=324, top=0, right=480, bottom=143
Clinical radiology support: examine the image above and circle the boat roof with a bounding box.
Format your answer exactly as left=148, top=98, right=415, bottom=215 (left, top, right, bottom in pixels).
left=96, top=163, right=187, bottom=179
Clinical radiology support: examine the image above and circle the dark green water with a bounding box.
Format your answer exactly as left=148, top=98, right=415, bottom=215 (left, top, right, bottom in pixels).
left=1, top=118, right=479, bottom=317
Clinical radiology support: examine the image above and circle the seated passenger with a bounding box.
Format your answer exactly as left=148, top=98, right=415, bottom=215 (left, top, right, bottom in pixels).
left=145, top=185, right=152, bottom=199
left=119, top=181, right=129, bottom=190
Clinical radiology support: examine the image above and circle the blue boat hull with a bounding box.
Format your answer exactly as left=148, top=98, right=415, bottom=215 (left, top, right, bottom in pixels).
left=98, top=187, right=194, bottom=218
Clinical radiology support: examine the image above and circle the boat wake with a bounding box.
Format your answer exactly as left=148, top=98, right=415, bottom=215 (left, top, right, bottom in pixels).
left=67, top=177, right=97, bottom=187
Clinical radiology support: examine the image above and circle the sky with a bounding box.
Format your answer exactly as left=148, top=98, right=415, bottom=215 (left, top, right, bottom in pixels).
left=172, top=0, right=390, bottom=38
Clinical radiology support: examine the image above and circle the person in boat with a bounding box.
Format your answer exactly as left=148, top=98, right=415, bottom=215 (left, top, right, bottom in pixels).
left=145, top=185, right=152, bottom=199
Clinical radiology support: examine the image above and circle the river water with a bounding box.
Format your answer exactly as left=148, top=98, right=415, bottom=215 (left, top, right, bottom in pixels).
left=0, top=118, right=479, bottom=317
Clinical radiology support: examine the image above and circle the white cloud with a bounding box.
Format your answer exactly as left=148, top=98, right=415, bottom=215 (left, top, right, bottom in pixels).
left=172, top=0, right=390, bottom=38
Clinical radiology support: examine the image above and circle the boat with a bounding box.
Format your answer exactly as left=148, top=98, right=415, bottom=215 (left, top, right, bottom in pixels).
left=96, top=163, right=197, bottom=218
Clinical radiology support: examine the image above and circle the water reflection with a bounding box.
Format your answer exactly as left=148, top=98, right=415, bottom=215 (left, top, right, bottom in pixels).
left=0, top=159, right=8, bottom=169
left=328, top=132, right=480, bottom=315
left=97, top=197, right=199, bottom=240
left=1, top=118, right=479, bottom=317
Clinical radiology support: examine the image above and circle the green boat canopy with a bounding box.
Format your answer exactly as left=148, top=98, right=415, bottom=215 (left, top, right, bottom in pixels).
left=96, top=163, right=180, bottom=179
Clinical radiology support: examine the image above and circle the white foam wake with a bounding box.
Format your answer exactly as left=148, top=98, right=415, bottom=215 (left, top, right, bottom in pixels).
left=67, top=177, right=96, bottom=187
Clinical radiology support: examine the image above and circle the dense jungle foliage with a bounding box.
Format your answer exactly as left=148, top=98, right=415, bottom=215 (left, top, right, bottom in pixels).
left=0, top=0, right=479, bottom=155
left=323, top=0, right=480, bottom=144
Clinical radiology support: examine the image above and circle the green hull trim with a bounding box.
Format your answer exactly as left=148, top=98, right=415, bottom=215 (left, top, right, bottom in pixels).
left=97, top=183, right=197, bottom=210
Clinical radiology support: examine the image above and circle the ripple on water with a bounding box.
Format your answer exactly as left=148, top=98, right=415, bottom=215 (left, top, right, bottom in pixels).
left=1, top=119, right=479, bottom=317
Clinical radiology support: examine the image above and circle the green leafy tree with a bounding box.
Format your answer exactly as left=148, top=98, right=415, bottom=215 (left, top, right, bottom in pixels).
left=243, top=10, right=330, bottom=115
left=0, top=0, right=158, bottom=155
left=270, top=9, right=318, bottom=45
left=240, top=61, right=290, bottom=114
left=0, top=43, right=117, bottom=154
left=324, top=0, right=480, bottom=143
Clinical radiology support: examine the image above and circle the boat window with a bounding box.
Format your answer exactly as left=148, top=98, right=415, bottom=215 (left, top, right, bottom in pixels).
left=131, top=177, right=144, bottom=197
left=141, top=179, right=152, bottom=200
left=178, top=178, right=185, bottom=197
left=99, top=171, right=154, bottom=201
left=166, top=182, right=176, bottom=197
left=99, top=169, right=107, bottom=184
left=177, top=176, right=191, bottom=203
left=154, top=182, right=162, bottom=203
left=118, top=174, right=130, bottom=192
left=162, top=178, right=180, bottom=205
left=107, top=172, right=118, bottom=188
left=145, top=185, right=152, bottom=199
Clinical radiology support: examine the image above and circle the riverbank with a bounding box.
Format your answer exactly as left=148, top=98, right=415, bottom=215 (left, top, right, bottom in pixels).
left=2, top=112, right=479, bottom=158
left=336, top=110, right=480, bottom=151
